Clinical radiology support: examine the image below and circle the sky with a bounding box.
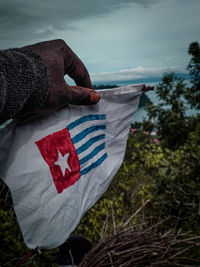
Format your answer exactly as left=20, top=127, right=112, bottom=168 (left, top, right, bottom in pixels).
left=0, top=0, right=200, bottom=83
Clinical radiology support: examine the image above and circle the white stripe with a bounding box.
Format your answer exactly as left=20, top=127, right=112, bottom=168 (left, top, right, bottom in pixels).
left=68, top=119, right=106, bottom=139
left=79, top=147, right=107, bottom=170
left=77, top=138, right=105, bottom=158
left=73, top=129, right=105, bottom=150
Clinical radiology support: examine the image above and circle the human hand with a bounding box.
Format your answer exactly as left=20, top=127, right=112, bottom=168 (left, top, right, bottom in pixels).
left=23, top=39, right=100, bottom=113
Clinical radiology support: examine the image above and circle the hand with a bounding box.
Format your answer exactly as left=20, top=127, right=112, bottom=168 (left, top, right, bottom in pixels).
left=23, top=39, right=100, bottom=113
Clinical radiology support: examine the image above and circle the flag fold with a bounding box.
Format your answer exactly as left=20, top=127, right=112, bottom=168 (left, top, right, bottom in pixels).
left=0, top=84, right=144, bottom=249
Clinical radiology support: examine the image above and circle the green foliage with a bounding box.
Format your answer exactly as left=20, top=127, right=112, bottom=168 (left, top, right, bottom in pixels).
left=149, top=133, right=200, bottom=233
left=74, top=42, right=200, bottom=254
left=186, top=42, right=200, bottom=109
left=74, top=133, right=163, bottom=243
left=75, top=115, right=200, bottom=243
left=0, top=208, right=28, bottom=264
left=138, top=93, right=152, bottom=108
left=144, top=72, right=191, bottom=149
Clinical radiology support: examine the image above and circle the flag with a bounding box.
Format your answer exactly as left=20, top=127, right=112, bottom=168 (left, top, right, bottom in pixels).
left=0, top=84, right=144, bottom=249
left=35, top=114, right=107, bottom=194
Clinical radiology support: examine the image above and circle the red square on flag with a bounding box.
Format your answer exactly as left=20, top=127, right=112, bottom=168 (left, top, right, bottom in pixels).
left=35, top=128, right=80, bottom=194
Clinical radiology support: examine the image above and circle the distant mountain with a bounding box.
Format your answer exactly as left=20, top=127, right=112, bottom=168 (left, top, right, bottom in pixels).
left=92, top=73, right=190, bottom=87
left=92, top=73, right=191, bottom=115
left=93, top=84, right=119, bottom=90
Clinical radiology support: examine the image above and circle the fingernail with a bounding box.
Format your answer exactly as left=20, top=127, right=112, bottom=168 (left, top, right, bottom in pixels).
left=90, top=92, right=100, bottom=103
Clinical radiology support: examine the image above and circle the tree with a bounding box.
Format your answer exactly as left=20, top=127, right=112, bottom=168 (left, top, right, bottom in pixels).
left=144, top=72, right=190, bottom=149
left=186, top=42, right=200, bottom=109
left=142, top=42, right=200, bottom=149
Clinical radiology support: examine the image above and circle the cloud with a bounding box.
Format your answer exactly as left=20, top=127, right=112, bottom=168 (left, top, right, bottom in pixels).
left=90, top=66, right=187, bottom=83
left=0, top=0, right=157, bottom=49
left=1, top=0, right=199, bottom=80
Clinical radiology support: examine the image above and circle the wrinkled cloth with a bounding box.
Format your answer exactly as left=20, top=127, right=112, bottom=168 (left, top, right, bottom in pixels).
left=0, top=84, right=144, bottom=249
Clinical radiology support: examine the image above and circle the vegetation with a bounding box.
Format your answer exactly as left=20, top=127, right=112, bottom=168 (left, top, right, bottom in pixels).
left=0, top=42, right=200, bottom=266
left=186, top=42, right=200, bottom=109
left=80, top=215, right=200, bottom=266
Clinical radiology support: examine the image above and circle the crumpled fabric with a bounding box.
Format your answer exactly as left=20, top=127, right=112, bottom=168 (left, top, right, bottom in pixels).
left=0, top=84, right=144, bottom=249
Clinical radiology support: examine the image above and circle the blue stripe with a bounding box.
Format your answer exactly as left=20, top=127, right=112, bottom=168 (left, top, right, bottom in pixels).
left=67, top=114, right=106, bottom=130
left=76, top=134, right=105, bottom=155
left=71, top=125, right=106, bottom=144
left=80, top=153, right=108, bottom=176
left=79, top=142, right=105, bottom=165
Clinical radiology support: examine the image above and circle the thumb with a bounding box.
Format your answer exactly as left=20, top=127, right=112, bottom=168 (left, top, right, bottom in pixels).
left=67, top=86, right=100, bottom=105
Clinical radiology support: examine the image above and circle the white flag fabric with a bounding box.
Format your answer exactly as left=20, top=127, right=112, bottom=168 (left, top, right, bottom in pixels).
left=0, top=84, right=144, bottom=249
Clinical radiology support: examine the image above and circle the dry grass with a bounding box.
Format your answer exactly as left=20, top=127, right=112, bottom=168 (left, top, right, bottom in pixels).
left=79, top=201, right=200, bottom=267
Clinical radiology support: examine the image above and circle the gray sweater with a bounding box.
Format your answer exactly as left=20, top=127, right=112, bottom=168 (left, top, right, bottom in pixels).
left=0, top=48, right=49, bottom=124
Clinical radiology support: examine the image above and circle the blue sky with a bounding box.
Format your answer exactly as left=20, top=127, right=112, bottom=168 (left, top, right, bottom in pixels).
left=0, top=0, right=200, bottom=83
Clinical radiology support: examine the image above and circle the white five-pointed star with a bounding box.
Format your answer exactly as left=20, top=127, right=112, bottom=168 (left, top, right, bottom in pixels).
left=55, top=151, right=71, bottom=176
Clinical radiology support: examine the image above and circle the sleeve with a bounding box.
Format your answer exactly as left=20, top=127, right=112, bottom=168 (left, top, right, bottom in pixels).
left=0, top=48, right=49, bottom=124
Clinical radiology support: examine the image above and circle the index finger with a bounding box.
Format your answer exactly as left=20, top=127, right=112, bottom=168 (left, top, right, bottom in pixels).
left=60, top=41, right=93, bottom=89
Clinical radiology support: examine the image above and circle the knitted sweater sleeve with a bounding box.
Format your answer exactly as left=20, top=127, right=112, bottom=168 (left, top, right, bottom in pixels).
left=0, top=48, right=49, bottom=124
